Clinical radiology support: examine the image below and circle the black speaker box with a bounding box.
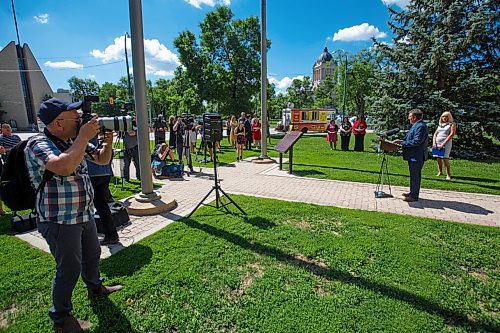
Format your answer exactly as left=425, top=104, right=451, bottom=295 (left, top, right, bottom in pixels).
left=203, top=113, right=223, bottom=142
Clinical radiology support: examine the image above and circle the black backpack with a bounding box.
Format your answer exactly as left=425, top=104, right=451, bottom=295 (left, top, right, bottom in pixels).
left=0, top=139, right=53, bottom=212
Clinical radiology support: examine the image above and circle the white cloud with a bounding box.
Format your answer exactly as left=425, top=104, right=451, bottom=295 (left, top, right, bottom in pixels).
left=381, top=0, right=410, bottom=8
left=269, top=75, right=304, bottom=93
left=34, top=13, right=49, bottom=24
left=44, top=60, right=83, bottom=69
left=87, top=74, right=96, bottom=79
left=184, top=0, right=230, bottom=9
left=333, top=23, right=387, bottom=42
left=153, top=70, right=174, bottom=76
left=90, top=36, right=180, bottom=77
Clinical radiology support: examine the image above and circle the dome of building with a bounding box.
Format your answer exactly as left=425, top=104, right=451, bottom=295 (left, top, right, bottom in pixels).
left=316, top=47, right=333, bottom=64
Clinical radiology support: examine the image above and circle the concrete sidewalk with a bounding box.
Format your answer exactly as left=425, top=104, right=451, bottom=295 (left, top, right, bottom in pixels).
left=17, top=157, right=499, bottom=258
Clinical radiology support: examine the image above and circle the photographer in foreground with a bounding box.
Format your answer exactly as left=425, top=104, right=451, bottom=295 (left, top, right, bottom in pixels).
left=25, top=98, right=122, bottom=332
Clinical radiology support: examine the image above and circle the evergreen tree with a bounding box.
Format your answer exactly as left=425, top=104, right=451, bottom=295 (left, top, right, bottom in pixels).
left=370, top=0, right=499, bottom=150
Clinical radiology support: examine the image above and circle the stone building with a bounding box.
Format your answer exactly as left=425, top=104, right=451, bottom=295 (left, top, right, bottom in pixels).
left=0, top=41, right=53, bottom=130
left=312, top=47, right=336, bottom=89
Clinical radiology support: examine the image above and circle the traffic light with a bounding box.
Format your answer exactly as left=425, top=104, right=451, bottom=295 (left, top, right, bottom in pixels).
left=109, top=95, right=114, bottom=105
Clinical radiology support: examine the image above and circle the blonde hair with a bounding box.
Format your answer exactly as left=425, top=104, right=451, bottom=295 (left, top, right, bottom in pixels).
left=439, top=111, right=454, bottom=125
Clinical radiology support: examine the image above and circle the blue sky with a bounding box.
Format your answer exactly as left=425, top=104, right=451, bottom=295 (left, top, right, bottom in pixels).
left=0, top=0, right=408, bottom=93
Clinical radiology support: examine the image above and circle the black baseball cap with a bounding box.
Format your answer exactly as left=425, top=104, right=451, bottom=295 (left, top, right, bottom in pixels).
left=39, top=98, right=83, bottom=125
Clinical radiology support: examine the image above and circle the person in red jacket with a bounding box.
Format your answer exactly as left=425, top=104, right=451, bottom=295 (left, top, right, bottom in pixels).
left=252, top=118, right=262, bottom=149
left=352, top=115, right=367, bottom=151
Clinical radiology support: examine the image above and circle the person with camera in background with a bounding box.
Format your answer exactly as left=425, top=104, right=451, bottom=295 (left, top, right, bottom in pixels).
left=88, top=132, right=119, bottom=246
left=153, top=114, right=167, bottom=145
left=123, top=117, right=141, bottom=182
left=173, top=114, right=194, bottom=174
left=25, top=98, right=122, bottom=332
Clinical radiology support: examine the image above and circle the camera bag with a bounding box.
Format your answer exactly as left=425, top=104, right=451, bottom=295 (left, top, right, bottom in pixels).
left=11, top=212, right=37, bottom=233
left=161, top=163, right=182, bottom=178
left=95, top=202, right=130, bottom=233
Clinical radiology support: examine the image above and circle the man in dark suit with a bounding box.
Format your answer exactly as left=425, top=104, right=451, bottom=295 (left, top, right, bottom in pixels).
left=393, top=109, right=428, bottom=202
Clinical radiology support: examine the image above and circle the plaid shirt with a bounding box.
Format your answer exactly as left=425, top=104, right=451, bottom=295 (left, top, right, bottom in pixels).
left=25, top=133, right=96, bottom=225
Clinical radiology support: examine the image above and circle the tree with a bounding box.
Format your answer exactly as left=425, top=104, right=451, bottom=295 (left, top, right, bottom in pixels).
left=370, top=0, right=499, bottom=150
left=174, top=6, right=267, bottom=116
left=313, top=72, right=337, bottom=109
left=337, top=50, right=377, bottom=118
left=67, top=76, right=99, bottom=100
left=286, top=76, right=313, bottom=108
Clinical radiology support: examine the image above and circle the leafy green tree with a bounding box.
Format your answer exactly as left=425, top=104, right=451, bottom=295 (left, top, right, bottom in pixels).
left=174, top=6, right=266, bottom=116
left=370, top=0, right=499, bottom=150
left=336, top=50, right=377, bottom=118
left=151, top=67, right=203, bottom=118
left=67, top=76, right=99, bottom=100
left=286, top=76, right=314, bottom=108
left=313, top=73, right=337, bottom=109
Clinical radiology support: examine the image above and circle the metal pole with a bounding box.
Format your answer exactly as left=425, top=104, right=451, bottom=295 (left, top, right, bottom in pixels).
left=124, top=32, right=133, bottom=101
left=128, top=0, right=158, bottom=199
left=260, top=0, right=268, bottom=158
left=342, top=52, right=347, bottom=119
left=11, top=0, right=21, bottom=45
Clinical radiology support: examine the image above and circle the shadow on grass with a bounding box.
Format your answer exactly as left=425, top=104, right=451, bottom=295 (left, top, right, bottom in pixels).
left=182, top=218, right=497, bottom=332
left=453, top=175, right=500, bottom=183
left=409, top=199, right=495, bottom=215
left=293, top=163, right=500, bottom=192
left=100, top=244, right=152, bottom=278
left=243, top=216, right=276, bottom=229
left=90, top=297, right=132, bottom=332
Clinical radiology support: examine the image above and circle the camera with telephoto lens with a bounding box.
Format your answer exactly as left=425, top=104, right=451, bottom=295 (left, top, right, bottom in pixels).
left=180, top=113, right=195, bottom=131
left=80, top=95, right=134, bottom=132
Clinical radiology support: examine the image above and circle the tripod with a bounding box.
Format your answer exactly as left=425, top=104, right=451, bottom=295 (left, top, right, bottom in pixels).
left=188, top=142, right=246, bottom=217
left=375, top=152, right=393, bottom=198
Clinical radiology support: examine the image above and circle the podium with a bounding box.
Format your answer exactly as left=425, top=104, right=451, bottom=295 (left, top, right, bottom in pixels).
left=375, top=140, right=401, bottom=198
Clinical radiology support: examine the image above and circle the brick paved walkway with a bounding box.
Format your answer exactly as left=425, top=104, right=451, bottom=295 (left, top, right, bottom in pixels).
left=18, top=157, right=499, bottom=258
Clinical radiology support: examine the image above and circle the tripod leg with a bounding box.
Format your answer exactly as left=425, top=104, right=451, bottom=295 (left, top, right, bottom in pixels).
left=384, top=155, right=391, bottom=195
left=215, top=186, right=220, bottom=208
left=218, top=187, right=247, bottom=215
left=187, top=187, right=216, bottom=218
left=376, top=155, right=384, bottom=193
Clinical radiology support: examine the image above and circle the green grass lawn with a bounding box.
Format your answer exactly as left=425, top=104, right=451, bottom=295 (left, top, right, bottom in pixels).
left=0, top=196, right=498, bottom=332
left=279, top=133, right=500, bottom=195
left=203, top=133, right=498, bottom=196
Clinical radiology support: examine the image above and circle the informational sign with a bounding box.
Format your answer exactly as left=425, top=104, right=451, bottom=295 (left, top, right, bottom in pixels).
left=275, top=131, right=303, bottom=153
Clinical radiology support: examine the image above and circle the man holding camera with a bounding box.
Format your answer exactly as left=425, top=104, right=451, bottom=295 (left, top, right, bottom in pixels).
left=173, top=114, right=194, bottom=174
left=25, top=98, right=122, bottom=332
left=392, top=108, right=429, bottom=202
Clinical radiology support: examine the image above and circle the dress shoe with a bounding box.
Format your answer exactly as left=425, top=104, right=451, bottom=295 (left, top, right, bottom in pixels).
left=53, top=314, right=92, bottom=332
left=403, top=196, right=418, bottom=202
left=88, top=284, right=123, bottom=299
left=402, top=193, right=410, bottom=197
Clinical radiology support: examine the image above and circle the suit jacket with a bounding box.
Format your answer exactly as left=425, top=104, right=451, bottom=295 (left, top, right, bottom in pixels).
left=402, top=120, right=429, bottom=162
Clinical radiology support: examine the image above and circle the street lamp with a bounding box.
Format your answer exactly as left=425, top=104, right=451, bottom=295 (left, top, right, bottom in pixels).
left=333, top=49, right=348, bottom=118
